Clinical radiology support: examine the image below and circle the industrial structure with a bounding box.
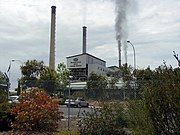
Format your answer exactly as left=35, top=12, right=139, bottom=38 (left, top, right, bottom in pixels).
left=67, top=26, right=111, bottom=81
left=47, top=6, right=123, bottom=80
left=49, top=6, right=56, bottom=70
left=118, top=40, right=121, bottom=68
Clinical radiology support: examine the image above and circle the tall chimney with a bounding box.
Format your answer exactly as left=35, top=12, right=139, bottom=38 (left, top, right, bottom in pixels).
left=82, top=26, right=87, bottom=54
left=49, top=6, right=56, bottom=70
left=118, top=40, right=121, bottom=68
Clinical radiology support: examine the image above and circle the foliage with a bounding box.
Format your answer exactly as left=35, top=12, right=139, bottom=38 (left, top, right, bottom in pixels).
left=21, top=60, right=45, bottom=88
left=136, top=66, right=153, bottom=81
left=86, top=72, right=108, bottom=99
left=40, top=67, right=59, bottom=95
left=112, top=64, right=133, bottom=82
left=126, top=100, right=154, bottom=135
left=0, top=90, right=7, bottom=103
left=79, top=102, right=128, bottom=135
left=0, top=71, right=9, bottom=93
left=56, top=63, right=70, bottom=91
left=0, top=71, right=7, bottom=84
left=142, top=66, right=180, bottom=134
left=0, top=91, right=14, bottom=131
left=11, top=87, right=63, bottom=131
left=55, top=130, right=80, bottom=135
left=108, top=77, right=118, bottom=89
left=20, top=60, right=63, bottom=95
left=128, top=65, right=180, bottom=135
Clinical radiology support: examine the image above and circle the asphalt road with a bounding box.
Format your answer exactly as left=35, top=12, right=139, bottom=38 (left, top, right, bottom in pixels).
left=60, top=105, right=94, bottom=118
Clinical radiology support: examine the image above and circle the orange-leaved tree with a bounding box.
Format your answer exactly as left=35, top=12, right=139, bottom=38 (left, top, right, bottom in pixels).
left=11, top=87, right=63, bottom=131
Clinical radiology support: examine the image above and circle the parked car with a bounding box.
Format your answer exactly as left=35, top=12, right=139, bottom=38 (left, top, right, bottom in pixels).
left=75, top=97, right=89, bottom=108
left=64, top=99, right=76, bottom=107
left=8, top=96, right=19, bottom=104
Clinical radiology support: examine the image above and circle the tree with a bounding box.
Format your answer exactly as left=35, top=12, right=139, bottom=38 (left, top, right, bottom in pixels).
left=0, top=71, right=6, bottom=84
left=39, top=67, right=59, bottom=95
left=11, top=87, right=62, bottom=131
left=108, top=77, right=118, bottom=89
left=20, top=60, right=60, bottom=95
left=136, top=66, right=153, bottom=91
left=0, top=71, right=9, bottom=95
left=86, top=72, right=108, bottom=99
left=128, top=65, right=180, bottom=134
left=21, top=60, right=45, bottom=88
left=56, top=63, right=69, bottom=89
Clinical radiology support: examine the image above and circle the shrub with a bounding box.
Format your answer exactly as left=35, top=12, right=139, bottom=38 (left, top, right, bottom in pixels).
left=128, top=66, right=180, bottom=135
left=79, top=102, right=128, bottom=135
left=126, top=100, right=154, bottom=135
left=55, top=130, right=80, bottom=135
left=0, top=91, right=14, bottom=131
left=11, top=87, right=63, bottom=131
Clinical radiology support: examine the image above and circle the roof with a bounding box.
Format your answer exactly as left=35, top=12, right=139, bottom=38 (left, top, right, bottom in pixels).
left=67, top=81, right=87, bottom=90
left=108, top=66, right=119, bottom=70
left=66, top=53, right=106, bottom=63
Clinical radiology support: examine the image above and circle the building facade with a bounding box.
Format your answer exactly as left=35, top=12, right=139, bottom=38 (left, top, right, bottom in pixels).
left=67, top=53, right=111, bottom=81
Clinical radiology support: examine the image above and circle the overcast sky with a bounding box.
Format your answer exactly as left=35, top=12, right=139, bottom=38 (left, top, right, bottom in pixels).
left=0, top=0, right=180, bottom=89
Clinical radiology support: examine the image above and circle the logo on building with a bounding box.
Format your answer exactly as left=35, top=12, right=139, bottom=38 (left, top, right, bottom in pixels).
left=73, top=58, right=78, bottom=61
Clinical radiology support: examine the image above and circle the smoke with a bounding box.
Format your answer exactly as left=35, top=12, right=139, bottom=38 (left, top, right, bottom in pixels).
left=115, top=0, right=129, bottom=64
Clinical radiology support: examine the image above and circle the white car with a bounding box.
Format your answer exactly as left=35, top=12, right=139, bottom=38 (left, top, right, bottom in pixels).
left=8, top=96, right=19, bottom=104
left=75, top=97, right=89, bottom=108
left=64, top=99, right=76, bottom=107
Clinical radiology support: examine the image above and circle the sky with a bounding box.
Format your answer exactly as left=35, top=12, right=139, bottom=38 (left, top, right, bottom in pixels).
left=0, top=0, right=180, bottom=89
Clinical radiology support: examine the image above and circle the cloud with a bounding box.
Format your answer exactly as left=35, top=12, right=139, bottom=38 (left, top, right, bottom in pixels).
left=0, top=0, right=180, bottom=89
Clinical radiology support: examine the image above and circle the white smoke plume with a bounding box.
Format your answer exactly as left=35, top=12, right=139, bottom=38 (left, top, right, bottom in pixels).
left=115, top=0, right=129, bottom=64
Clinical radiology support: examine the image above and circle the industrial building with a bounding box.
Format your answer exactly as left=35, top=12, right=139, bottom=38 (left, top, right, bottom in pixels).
left=66, top=26, right=112, bottom=81
left=67, top=53, right=111, bottom=81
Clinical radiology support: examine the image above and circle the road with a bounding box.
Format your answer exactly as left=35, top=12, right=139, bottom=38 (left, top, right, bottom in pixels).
left=60, top=105, right=94, bottom=118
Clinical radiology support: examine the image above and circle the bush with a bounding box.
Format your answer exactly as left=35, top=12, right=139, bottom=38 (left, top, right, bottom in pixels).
left=79, top=102, right=128, bottom=135
left=128, top=66, right=180, bottom=135
left=0, top=102, right=15, bottom=131
left=0, top=91, right=14, bottom=131
left=11, top=87, right=63, bottom=131
left=126, top=100, right=154, bottom=135
left=55, top=130, right=80, bottom=135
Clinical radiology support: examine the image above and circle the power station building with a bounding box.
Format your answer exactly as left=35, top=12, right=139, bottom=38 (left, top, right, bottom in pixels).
left=67, top=53, right=111, bottom=81
left=66, top=26, right=113, bottom=81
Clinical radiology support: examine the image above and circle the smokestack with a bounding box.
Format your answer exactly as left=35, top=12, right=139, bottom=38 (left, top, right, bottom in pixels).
left=118, top=40, right=121, bottom=67
left=82, top=26, right=87, bottom=54
left=49, top=6, right=56, bottom=70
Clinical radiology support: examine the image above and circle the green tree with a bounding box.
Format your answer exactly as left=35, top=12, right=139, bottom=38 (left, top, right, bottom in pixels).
left=21, top=60, right=45, bottom=88
left=56, top=63, right=70, bottom=91
left=0, top=71, right=9, bottom=95
left=108, top=77, right=118, bottom=89
left=86, top=72, right=108, bottom=99
left=0, top=71, right=6, bottom=84
left=39, top=67, right=59, bottom=95
left=128, top=65, right=180, bottom=135
left=20, top=60, right=60, bottom=95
